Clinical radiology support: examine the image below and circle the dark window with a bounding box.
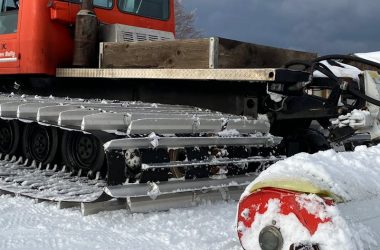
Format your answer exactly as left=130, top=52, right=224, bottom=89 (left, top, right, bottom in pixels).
left=118, top=0, right=169, bottom=20
left=93, top=0, right=113, bottom=8
left=0, top=0, right=19, bottom=34
left=67, top=0, right=114, bottom=9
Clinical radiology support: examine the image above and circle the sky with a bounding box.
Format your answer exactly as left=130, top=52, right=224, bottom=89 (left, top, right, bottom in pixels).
left=183, top=0, right=380, bottom=55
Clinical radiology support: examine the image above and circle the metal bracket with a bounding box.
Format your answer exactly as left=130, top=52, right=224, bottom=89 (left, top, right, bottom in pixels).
left=106, top=150, right=127, bottom=185
left=209, top=37, right=219, bottom=69
left=98, top=42, right=104, bottom=68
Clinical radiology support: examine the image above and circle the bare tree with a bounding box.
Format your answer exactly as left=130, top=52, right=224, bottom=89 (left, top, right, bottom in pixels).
left=175, top=0, right=202, bottom=39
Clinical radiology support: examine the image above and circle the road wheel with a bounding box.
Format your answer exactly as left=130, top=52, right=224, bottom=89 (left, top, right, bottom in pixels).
left=0, top=119, right=20, bottom=155
left=61, top=131, right=105, bottom=174
left=22, top=123, right=58, bottom=164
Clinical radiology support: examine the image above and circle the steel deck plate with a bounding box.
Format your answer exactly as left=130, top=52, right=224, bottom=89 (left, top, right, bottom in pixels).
left=56, top=68, right=276, bottom=81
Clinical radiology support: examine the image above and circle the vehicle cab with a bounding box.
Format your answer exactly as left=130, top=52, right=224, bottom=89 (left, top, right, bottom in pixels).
left=0, top=0, right=175, bottom=76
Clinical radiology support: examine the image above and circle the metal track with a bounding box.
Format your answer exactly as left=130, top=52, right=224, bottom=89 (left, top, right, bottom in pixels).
left=0, top=93, right=284, bottom=215
left=0, top=154, right=110, bottom=214
left=0, top=94, right=269, bottom=134
left=0, top=154, right=264, bottom=215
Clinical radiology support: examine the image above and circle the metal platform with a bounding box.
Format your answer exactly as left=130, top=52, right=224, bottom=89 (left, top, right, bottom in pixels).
left=56, top=68, right=309, bottom=82
left=56, top=68, right=277, bottom=81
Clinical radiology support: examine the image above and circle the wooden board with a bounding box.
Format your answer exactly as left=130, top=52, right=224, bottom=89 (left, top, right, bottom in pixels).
left=101, top=39, right=211, bottom=69
left=217, top=38, right=316, bottom=68
left=100, top=37, right=317, bottom=69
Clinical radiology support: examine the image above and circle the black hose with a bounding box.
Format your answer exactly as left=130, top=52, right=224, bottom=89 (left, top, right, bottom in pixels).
left=313, top=54, right=380, bottom=69
left=312, top=62, right=342, bottom=84
left=312, top=61, right=380, bottom=107
left=348, top=84, right=380, bottom=107
left=284, top=54, right=380, bottom=107
left=312, top=59, right=380, bottom=107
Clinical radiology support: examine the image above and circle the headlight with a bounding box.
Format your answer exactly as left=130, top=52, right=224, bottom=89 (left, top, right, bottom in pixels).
left=259, top=226, right=283, bottom=250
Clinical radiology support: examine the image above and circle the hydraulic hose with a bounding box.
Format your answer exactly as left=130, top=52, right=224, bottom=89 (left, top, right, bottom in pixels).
left=284, top=54, right=380, bottom=71
left=313, top=54, right=380, bottom=70
left=283, top=54, right=380, bottom=107
left=313, top=55, right=380, bottom=107
left=313, top=60, right=380, bottom=107
left=312, top=62, right=342, bottom=84
left=347, top=84, right=380, bottom=107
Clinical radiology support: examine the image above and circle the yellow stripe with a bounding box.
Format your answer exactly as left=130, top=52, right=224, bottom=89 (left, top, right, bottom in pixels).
left=249, top=179, right=344, bottom=203
left=367, top=70, right=379, bottom=79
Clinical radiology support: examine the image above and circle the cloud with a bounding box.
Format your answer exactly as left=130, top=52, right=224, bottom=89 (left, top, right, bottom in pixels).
left=183, top=0, right=380, bottom=54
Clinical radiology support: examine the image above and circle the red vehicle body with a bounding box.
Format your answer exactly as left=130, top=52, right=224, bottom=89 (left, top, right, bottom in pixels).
left=237, top=188, right=334, bottom=250
left=0, top=0, right=175, bottom=76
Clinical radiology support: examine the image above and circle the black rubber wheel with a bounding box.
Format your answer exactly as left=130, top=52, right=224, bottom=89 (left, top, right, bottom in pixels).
left=61, top=131, right=105, bottom=173
left=281, top=129, right=330, bottom=157
left=0, top=119, right=20, bottom=155
left=22, top=123, right=58, bottom=164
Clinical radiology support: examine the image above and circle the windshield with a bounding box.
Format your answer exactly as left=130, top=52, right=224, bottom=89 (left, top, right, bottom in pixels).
left=118, top=0, right=169, bottom=20
left=0, top=0, right=18, bottom=12
left=0, top=0, right=19, bottom=34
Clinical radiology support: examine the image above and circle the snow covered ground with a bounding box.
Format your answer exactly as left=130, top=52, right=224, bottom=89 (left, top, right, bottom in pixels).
left=0, top=195, right=242, bottom=250
left=3, top=145, right=380, bottom=250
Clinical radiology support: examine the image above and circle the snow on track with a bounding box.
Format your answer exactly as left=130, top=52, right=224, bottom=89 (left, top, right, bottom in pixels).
left=0, top=195, right=242, bottom=250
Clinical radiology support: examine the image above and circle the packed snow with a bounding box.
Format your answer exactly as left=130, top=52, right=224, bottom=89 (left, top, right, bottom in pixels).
left=0, top=196, right=242, bottom=250
left=332, top=109, right=373, bottom=129
left=243, top=145, right=380, bottom=202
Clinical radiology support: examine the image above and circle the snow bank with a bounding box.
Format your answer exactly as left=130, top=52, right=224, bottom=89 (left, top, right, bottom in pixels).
left=242, top=145, right=380, bottom=202
left=240, top=145, right=380, bottom=250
